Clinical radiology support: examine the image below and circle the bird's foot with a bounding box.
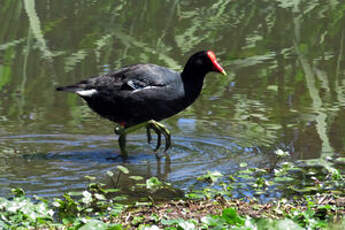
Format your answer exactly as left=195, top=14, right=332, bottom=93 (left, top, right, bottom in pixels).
left=114, top=120, right=171, bottom=158
left=146, top=120, right=171, bottom=152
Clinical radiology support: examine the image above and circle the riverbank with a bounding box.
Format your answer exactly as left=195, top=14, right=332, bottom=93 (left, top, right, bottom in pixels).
left=1, top=157, right=345, bottom=229
left=1, top=188, right=344, bottom=229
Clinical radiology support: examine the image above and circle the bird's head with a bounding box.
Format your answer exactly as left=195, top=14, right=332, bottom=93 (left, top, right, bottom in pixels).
left=183, top=50, right=227, bottom=77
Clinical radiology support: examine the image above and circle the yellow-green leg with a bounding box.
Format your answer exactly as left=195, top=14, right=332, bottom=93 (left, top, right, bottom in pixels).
left=114, top=120, right=171, bottom=158
left=146, top=120, right=171, bottom=151
left=114, top=126, right=128, bottom=158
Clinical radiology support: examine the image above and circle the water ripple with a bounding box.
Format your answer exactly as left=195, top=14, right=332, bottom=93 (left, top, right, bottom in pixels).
left=0, top=133, right=266, bottom=198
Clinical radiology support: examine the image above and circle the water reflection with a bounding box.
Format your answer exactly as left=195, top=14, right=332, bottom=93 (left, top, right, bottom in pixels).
left=0, top=133, right=258, bottom=197
left=0, top=0, right=345, bottom=199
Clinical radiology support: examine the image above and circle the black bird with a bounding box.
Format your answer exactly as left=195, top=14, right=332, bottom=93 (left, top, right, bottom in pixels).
left=57, top=50, right=226, bottom=158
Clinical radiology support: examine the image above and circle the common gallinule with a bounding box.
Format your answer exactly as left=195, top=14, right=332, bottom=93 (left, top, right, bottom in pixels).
left=57, top=50, right=226, bottom=158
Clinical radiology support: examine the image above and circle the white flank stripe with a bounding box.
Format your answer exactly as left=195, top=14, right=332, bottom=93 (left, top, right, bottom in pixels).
left=76, top=89, right=98, bottom=97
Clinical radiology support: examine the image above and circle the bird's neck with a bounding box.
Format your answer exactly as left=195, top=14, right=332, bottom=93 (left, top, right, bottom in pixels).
left=181, top=69, right=207, bottom=104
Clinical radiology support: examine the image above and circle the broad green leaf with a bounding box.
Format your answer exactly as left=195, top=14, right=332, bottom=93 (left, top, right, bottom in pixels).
left=129, top=176, right=144, bottom=181
left=106, top=171, right=114, bottom=177
left=146, top=177, right=163, bottom=190
left=117, top=165, right=129, bottom=174
left=222, top=208, right=245, bottom=226
left=81, top=191, right=92, bottom=204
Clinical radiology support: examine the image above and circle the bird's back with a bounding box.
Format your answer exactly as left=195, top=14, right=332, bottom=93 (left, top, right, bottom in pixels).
left=57, top=64, right=189, bottom=126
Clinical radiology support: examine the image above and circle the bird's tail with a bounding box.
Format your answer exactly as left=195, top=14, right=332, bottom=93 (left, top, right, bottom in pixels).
left=56, top=85, right=83, bottom=92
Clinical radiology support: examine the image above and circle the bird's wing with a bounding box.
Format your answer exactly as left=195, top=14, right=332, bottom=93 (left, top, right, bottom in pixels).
left=113, top=64, right=177, bottom=90
left=88, top=64, right=175, bottom=91
left=57, top=64, right=178, bottom=97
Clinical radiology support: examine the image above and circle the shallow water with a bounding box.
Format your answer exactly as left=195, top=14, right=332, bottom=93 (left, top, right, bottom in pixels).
left=0, top=0, right=345, bottom=199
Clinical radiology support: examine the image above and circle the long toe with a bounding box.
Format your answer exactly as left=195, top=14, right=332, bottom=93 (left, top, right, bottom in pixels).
left=146, top=124, right=162, bottom=151
left=155, top=121, right=171, bottom=151
left=149, top=120, right=171, bottom=152
left=162, top=128, right=171, bottom=152
left=152, top=127, right=162, bottom=151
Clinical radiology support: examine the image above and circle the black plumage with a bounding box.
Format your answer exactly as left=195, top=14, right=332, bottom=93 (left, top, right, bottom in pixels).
left=57, top=50, right=226, bottom=155
left=57, top=51, right=226, bottom=127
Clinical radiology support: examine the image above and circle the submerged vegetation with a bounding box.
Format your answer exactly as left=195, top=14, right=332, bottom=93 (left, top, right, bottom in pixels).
left=1, top=152, right=345, bottom=229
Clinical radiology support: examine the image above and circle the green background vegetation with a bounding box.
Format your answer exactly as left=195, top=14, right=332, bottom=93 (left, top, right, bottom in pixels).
left=1, top=0, right=345, bottom=229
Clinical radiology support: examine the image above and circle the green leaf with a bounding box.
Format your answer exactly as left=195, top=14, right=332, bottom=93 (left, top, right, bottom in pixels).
left=289, top=185, right=319, bottom=193
left=160, top=218, right=182, bottom=226
left=68, top=191, right=83, bottom=196
left=197, top=171, right=223, bottom=184
left=94, top=193, right=106, bottom=201
left=267, top=85, right=278, bottom=92
left=11, top=188, right=25, bottom=197
left=109, top=205, right=123, bottom=217
left=117, top=165, right=129, bottom=174
left=113, top=195, right=128, bottom=201
left=129, top=176, right=144, bottom=181
left=135, top=201, right=152, bottom=206
left=336, top=157, right=345, bottom=163
left=273, top=176, right=294, bottom=183
left=239, top=162, right=248, bottom=168
left=103, top=188, right=120, bottom=193
left=52, top=201, right=61, bottom=207
left=274, top=149, right=290, bottom=158
left=79, top=220, right=108, bottom=230
left=81, top=191, right=92, bottom=204
left=178, top=220, right=195, bottom=230
left=131, top=216, right=145, bottom=225
left=201, top=216, right=221, bottom=227
left=106, top=171, right=114, bottom=177
left=255, top=218, right=304, bottom=230
left=84, top=176, right=96, bottom=181
left=138, top=225, right=160, bottom=230
left=221, top=208, right=245, bottom=226
left=185, top=192, right=205, bottom=199
left=146, top=177, right=163, bottom=190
